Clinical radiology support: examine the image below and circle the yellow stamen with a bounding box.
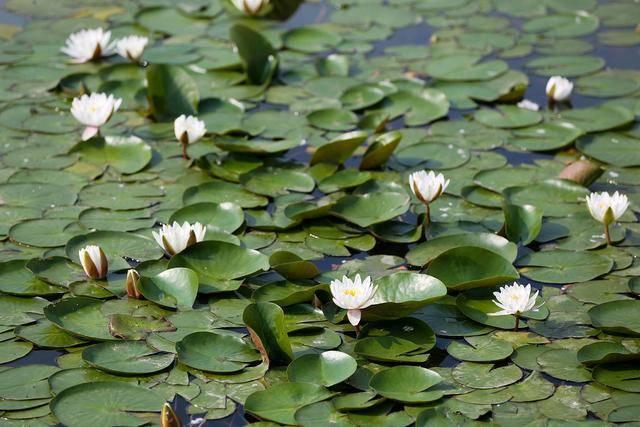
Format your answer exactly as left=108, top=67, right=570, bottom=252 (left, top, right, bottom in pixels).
left=343, top=289, right=357, bottom=297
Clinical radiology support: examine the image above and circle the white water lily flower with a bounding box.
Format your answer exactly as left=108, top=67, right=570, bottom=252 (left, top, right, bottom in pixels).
left=231, top=0, right=269, bottom=15
left=409, top=170, right=450, bottom=205
left=586, top=191, right=629, bottom=225
left=115, top=35, right=148, bottom=62
left=330, top=274, right=377, bottom=326
left=489, top=283, right=540, bottom=316
left=174, top=115, right=206, bottom=145
left=152, top=221, right=206, bottom=256
left=70, top=93, right=122, bottom=140
left=546, top=76, right=573, bottom=102
left=517, top=99, right=540, bottom=111
left=61, top=28, right=113, bottom=63
left=79, top=245, right=108, bottom=279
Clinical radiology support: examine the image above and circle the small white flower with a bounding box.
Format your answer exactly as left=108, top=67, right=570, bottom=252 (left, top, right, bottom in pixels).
left=546, top=76, right=573, bottom=102
left=61, top=28, right=113, bottom=63
left=231, top=0, right=269, bottom=15
left=586, top=191, right=629, bottom=225
left=517, top=99, right=540, bottom=111
left=152, top=221, right=206, bottom=256
left=489, top=283, right=540, bottom=316
left=409, top=170, right=450, bottom=205
left=174, top=115, right=206, bottom=145
left=115, top=35, right=148, bottom=62
left=70, top=93, right=122, bottom=140
left=330, top=274, right=377, bottom=326
left=79, top=245, right=108, bottom=279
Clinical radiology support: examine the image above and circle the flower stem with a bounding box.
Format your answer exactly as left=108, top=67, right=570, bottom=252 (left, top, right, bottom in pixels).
left=604, top=223, right=612, bottom=246
left=514, top=315, right=520, bottom=332
left=423, top=204, right=430, bottom=237
left=181, top=141, right=189, bottom=160
left=354, top=324, right=360, bottom=338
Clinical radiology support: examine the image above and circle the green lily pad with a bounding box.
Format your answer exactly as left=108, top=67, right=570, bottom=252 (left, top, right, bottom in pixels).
left=307, top=108, right=358, bottom=131
left=474, top=105, right=542, bottom=129
left=82, top=341, right=175, bottom=374
left=364, top=271, right=447, bottom=320
left=370, top=366, right=443, bottom=403
left=428, top=247, right=519, bottom=291
left=517, top=250, right=613, bottom=283
left=169, top=202, right=244, bottom=234
left=244, top=382, right=333, bottom=425
left=243, top=302, right=293, bottom=364
left=70, top=136, right=152, bottom=174
left=452, top=362, right=522, bottom=389
left=168, top=241, right=269, bottom=293
left=146, top=64, right=198, bottom=121
left=577, top=132, right=640, bottom=167
left=138, top=268, right=199, bottom=310
left=50, top=382, right=165, bottom=427
left=176, top=331, right=260, bottom=373
left=44, top=297, right=115, bottom=341
left=588, top=300, right=640, bottom=336
left=448, top=335, right=513, bottom=362
left=287, top=351, right=357, bottom=387
left=406, top=232, right=517, bottom=267
left=66, top=231, right=163, bottom=272
left=593, top=364, right=640, bottom=392
left=330, top=192, right=410, bottom=228
left=0, top=260, right=65, bottom=296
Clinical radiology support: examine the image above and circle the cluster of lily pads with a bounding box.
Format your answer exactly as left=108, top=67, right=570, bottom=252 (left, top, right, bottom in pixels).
left=0, top=0, right=640, bottom=425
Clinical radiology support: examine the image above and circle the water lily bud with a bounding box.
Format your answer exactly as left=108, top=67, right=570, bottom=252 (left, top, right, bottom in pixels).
left=330, top=274, right=377, bottom=326
left=79, top=245, right=108, bottom=279
left=174, top=115, right=206, bottom=145
left=489, top=282, right=541, bottom=317
left=231, top=0, right=269, bottom=16
left=115, top=35, right=149, bottom=62
left=61, top=28, right=113, bottom=63
left=70, top=93, right=122, bottom=141
left=152, top=221, right=206, bottom=256
left=125, top=269, right=142, bottom=299
left=586, top=191, right=629, bottom=225
left=161, top=403, right=181, bottom=427
left=409, top=170, right=450, bottom=205
left=545, top=76, right=573, bottom=102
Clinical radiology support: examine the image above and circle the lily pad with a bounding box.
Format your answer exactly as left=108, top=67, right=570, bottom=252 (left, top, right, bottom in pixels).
left=82, top=341, right=175, bottom=374
left=168, top=241, right=269, bottom=293
left=287, top=351, right=357, bottom=387
left=50, top=382, right=165, bottom=427
left=176, top=331, right=260, bottom=373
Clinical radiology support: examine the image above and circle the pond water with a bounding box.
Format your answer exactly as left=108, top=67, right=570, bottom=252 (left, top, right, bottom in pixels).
left=1, top=0, right=640, bottom=425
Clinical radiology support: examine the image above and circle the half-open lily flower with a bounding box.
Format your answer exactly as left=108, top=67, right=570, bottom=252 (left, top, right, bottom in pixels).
left=125, top=269, right=142, bottom=299
left=79, top=245, right=108, bottom=279
left=152, top=221, right=206, bottom=256
left=174, top=114, right=206, bottom=159
left=70, top=93, right=122, bottom=140
left=330, top=274, right=377, bottom=327
left=231, top=0, right=269, bottom=15
left=409, top=170, right=449, bottom=227
left=61, top=28, right=113, bottom=63
left=517, top=99, right=539, bottom=111
left=546, top=76, right=573, bottom=102
left=586, top=191, right=629, bottom=245
left=115, top=35, right=148, bottom=62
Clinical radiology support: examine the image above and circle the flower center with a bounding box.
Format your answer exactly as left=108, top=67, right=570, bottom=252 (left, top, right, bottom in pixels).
left=343, top=289, right=358, bottom=297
